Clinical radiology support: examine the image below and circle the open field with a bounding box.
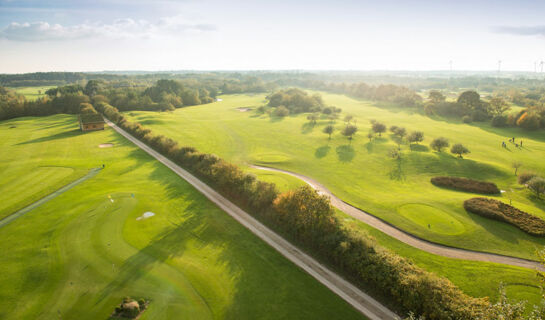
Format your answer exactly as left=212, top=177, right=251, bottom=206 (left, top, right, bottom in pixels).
left=124, top=92, right=545, bottom=261
left=10, top=86, right=54, bottom=101
left=0, top=115, right=365, bottom=319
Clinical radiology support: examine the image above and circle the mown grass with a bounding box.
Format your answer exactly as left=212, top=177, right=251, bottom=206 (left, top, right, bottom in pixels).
left=124, top=92, right=545, bottom=261
left=0, top=115, right=365, bottom=320
left=10, top=86, right=54, bottom=101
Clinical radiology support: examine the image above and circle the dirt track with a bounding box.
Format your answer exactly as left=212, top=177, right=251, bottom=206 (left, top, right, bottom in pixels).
left=251, top=165, right=544, bottom=271
left=106, top=119, right=399, bottom=320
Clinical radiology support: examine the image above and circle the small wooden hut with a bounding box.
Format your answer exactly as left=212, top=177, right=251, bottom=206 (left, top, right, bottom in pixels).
left=79, top=113, right=105, bottom=132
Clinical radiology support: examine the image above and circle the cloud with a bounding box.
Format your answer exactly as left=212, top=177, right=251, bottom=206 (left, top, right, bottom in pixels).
left=0, top=17, right=216, bottom=41
left=492, top=25, right=545, bottom=37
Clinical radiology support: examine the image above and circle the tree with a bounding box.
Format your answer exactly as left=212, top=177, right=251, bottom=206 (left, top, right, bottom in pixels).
left=79, top=102, right=96, bottom=114
left=344, top=114, right=353, bottom=124
left=430, top=137, right=449, bottom=152
left=307, top=113, right=319, bottom=125
left=450, top=143, right=470, bottom=158
left=489, top=97, right=510, bottom=116
left=512, top=161, right=522, bottom=176
left=389, top=125, right=399, bottom=133
left=393, top=127, right=406, bottom=139
left=428, top=90, right=446, bottom=105
left=528, top=177, right=545, bottom=198
left=367, top=131, right=375, bottom=142
left=372, top=122, right=386, bottom=136
left=407, top=131, right=424, bottom=144
left=341, top=125, right=358, bottom=140
left=323, top=125, right=335, bottom=140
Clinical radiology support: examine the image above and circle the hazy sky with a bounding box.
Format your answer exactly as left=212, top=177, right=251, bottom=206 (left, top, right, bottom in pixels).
left=1, top=0, right=545, bottom=73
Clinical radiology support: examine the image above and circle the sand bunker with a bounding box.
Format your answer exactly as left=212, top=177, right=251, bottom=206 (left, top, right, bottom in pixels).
left=216, top=98, right=223, bottom=102
left=136, top=212, right=155, bottom=221
left=237, top=107, right=252, bottom=112
left=99, top=143, right=114, bottom=148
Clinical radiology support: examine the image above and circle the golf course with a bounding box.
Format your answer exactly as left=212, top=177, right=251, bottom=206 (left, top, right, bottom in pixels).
left=0, top=115, right=367, bottom=319
left=120, top=91, right=545, bottom=307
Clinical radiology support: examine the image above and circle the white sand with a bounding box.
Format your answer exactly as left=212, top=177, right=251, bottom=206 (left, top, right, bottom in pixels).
left=99, top=143, right=114, bottom=148
left=136, top=211, right=155, bottom=220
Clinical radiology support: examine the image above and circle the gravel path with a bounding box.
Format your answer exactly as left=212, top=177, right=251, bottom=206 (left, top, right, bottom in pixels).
left=106, top=119, right=399, bottom=320
left=251, top=165, right=544, bottom=272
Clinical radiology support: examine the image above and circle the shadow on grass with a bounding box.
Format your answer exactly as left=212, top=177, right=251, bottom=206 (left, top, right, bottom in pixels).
left=301, top=122, right=315, bottom=134
left=315, top=145, right=331, bottom=158
left=464, top=209, right=535, bottom=245
left=16, top=129, right=83, bottom=145
left=336, top=145, right=355, bottom=162
left=389, top=157, right=406, bottom=181
left=365, top=142, right=374, bottom=153
left=409, top=144, right=429, bottom=152
left=406, top=151, right=509, bottom=180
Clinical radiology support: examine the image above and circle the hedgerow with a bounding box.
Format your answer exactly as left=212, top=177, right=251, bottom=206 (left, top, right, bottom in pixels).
left=464, top=197, right=545, bottom=236
left=99, top=103, right=491, bottom=319
left=431, top=176, right=500, bottom=194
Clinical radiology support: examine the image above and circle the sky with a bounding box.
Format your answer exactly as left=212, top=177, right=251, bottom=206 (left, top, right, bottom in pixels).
left=1, top=0, right=545, bottom=73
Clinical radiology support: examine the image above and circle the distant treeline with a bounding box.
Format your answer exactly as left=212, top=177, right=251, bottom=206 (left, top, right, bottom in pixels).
left=0, top=79, right=219, bottom=120
left=98, top=102, right=503, bottom=320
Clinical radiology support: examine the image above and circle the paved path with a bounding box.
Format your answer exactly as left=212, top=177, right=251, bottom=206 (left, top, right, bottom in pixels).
left=251, top=165, right=544, bottom=272
left=106, top=119, right=399, bottom=320
left=0, top=168, right=102, bottom=229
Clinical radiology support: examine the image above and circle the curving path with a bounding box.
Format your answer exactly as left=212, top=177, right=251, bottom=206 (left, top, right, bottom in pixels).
left=106, top=119, right=399, bottom=320
left=251, top=165, right=544, bottom=272
left=0, top=167, right=102, bottom=229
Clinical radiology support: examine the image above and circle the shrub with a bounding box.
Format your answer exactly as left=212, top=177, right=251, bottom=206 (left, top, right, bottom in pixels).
left=462, top=115, right=472, bottom=123
left=518, top=172, right=537, bottom=185
left=372, top=122, right=386, bottom=136
left=464, top=197, right=545, bottom=236
left=273, top=105, right=289, bottom=117
left=528, top=177, right=545, bottom=198
left=430, top=137, right=449, bottom=152
left=431, top=176, right=500, bottom=194
left=517, top=112, right=541, bottom=130
left=491, top=115, right=508, bottom=127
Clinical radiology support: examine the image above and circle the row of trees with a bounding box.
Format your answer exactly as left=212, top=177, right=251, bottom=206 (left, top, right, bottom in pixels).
left=267, top=88, right=325, bottom=114
left=99, top=104, right=516, bottom=319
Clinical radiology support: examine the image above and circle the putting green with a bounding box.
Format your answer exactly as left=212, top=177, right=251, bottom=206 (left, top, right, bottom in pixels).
left=252, top=152, right=291, bottom=164
left=397, top=204, right=466, bottom=235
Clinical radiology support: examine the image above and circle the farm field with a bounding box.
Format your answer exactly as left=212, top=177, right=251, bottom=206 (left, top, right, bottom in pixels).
left=124, top=92, right=545, bottom=262
left=0, top=115, right=365, bottom=320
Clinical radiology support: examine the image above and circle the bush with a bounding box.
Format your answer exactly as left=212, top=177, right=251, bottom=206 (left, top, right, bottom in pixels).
left=528, top=177, right=545, bottom=198
left=517, top=112, right=541, bottom=130
left=273, top=106, right=290, bottom=117
left=464, top=198, right=545, bottom=236
left=462, top=115, right=472, bottom=123
left=491, top=115, right=508, bottom=127
left=431, top=176, right=500, bottom=194
left=518, top=172, right=537, bottom=185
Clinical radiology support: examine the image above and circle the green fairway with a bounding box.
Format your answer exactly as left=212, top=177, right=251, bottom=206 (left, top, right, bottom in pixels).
left=124, top=92, right=545, bottom=261
left=0, top=115, right=365, bottom=320
left=10, top=86, right=54, bottom=101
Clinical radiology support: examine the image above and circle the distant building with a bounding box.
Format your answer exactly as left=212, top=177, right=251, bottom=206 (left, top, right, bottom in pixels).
left=79, top=113, right=105, bottom=131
